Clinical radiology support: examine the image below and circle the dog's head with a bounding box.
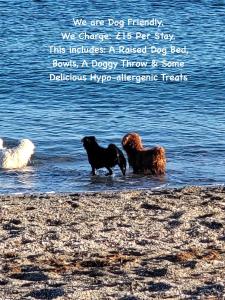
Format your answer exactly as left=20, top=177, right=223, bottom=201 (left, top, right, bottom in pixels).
left=18, top=139, right=35, bottom=155
left=122, top=132, right=143, bottom=151
left=0, top=138, right=3, bottom=149
left=81, top=136, right=98, bottom=149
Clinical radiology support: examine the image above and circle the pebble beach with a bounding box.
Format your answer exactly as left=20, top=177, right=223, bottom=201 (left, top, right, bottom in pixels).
left=1, top=186, right=225, bottom=299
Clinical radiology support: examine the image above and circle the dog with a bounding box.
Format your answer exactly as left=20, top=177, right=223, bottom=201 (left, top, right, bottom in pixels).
left=122, top=132, right=166, bottom=175
left=82, top=136, right=126, bottom=176
left=0, top=139, right=35, bottom=169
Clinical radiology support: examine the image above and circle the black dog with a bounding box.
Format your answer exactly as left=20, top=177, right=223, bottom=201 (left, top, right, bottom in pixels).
left=82, top=136, right=126, bottom=176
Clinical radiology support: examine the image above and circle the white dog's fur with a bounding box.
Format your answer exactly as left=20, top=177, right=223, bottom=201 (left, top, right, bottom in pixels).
left=0, top=139, right=35, bottom=169
left=0, top=139, right=3, bottom=150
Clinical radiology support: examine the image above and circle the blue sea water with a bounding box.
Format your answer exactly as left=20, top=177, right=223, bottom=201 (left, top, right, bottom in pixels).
left=0, top=0, right=225, bottom=194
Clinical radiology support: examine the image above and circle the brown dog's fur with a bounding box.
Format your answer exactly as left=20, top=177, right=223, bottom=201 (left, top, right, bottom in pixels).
left=122, top=132, right=166, bottom=175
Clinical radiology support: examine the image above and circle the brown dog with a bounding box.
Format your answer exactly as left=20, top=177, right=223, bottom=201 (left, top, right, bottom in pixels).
left=122, top=132, right=166, bottom=175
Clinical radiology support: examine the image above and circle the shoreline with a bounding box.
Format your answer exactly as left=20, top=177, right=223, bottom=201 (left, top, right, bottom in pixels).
left=1, top=182, right=224, bottom=196
left=1, top=186, right=225, bottom=299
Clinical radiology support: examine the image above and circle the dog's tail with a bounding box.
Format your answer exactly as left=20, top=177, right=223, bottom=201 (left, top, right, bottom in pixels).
left=108, top=144, right=127, bottom=176
left=152, top=146, right=166, bottom=175
left=117, top=147, right=127, bottom=176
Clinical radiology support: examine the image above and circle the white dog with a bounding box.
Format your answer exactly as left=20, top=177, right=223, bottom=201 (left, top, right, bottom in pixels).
left=0, top=139, right=35, bottom=169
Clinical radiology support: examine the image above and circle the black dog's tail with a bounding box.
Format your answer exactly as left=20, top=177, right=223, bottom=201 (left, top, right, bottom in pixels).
left=108, top=144, right=126, bottom=175
left=117, top=147, right=127, bottom=176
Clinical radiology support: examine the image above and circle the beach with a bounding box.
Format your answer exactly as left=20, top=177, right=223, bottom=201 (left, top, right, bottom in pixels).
left=0, top=186, right=225, bottom=299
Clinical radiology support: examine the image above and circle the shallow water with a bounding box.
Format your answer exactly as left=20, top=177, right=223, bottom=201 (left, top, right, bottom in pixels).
left=0, top=1, right=225, bottom=194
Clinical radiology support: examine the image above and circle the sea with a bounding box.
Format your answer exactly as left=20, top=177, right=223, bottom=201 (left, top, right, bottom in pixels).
left=1, top=0, right=225, bottom=194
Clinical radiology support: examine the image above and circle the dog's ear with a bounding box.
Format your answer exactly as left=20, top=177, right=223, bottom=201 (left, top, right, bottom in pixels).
left=89, top=136, right=97, bottom=143
left=122, top=135, right=135, bottom=148
left=122, top=135, right=129, bottom=146
left=81, top=137, right=90, bottom=144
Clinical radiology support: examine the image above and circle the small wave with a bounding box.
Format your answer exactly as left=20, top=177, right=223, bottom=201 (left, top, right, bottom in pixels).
left=33, top=154, right=78, bottom=166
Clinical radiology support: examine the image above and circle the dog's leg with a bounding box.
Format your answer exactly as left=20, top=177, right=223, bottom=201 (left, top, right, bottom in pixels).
left=106, top=167, right=113, bottom=176
left=91, top=166, right=96, bottom=176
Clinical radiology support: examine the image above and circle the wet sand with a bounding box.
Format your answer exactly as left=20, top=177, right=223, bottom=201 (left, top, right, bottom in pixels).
left=0, top=186, right=225, bottom=299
